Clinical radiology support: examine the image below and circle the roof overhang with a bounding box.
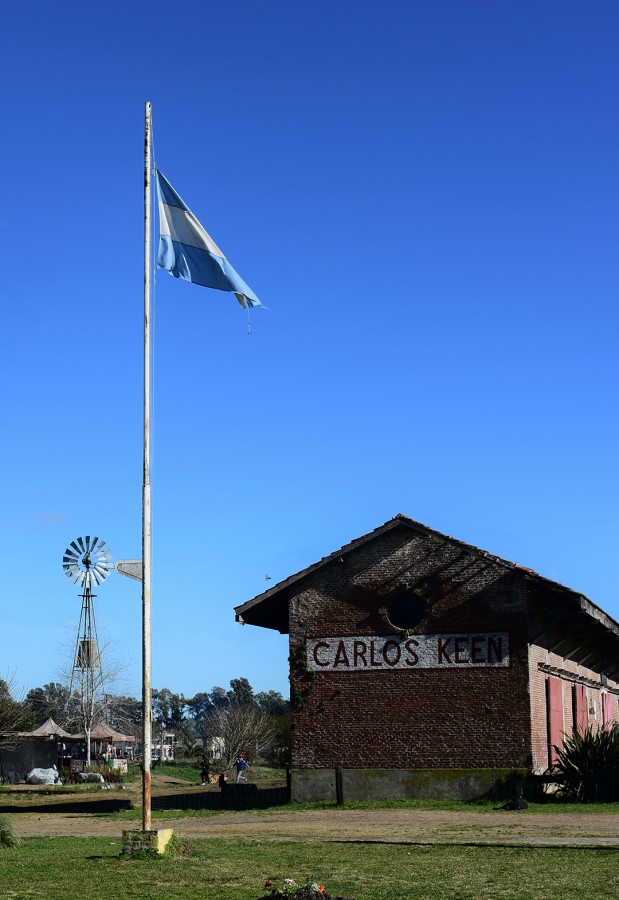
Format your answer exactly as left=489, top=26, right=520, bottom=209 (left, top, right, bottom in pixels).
left=233, top=514, right=619, bottom=655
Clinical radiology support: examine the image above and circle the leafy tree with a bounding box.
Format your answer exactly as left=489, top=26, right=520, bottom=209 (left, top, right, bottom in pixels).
left=187, top=691, right=213, bottom=718
left=186, top=691, right=213, bottom=736
left=152, top=688, right=187, bottom=729
left=23, top=682, right=71, bottom=728
left=255, top=690, right=289, bottom=716
left=0, top=679, right=28, bottom=741
left=209, top=686, right=230, bottom=710
left=228, top=677, right=254, bottom=706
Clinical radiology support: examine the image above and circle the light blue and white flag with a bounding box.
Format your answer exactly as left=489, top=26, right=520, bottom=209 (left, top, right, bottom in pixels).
left=156, top=169, right=263, bottom=309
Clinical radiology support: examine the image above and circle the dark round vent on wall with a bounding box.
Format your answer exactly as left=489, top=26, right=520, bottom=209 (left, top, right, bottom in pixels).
left=386, top=593, right=426, bottom=630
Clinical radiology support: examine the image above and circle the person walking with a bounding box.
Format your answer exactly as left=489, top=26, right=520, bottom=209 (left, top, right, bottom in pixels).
left=200, top=756, right=210, bottom=785
left=234, top=753, right=249, bottom=783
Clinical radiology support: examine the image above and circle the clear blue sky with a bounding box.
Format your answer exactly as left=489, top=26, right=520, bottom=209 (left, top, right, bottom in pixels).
left=1, top=1, right=617, bottom=701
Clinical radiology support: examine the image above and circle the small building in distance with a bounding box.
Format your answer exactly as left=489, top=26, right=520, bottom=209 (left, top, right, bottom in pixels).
left=234, top=514, right=619, bottom=801
left=152, top=728, right=176, bottom=762
left=0, top=717, right=71, bottom=783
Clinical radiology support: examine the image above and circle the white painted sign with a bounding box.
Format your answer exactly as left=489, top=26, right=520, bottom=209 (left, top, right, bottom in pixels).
left=306, top=633, right=510, bottom=671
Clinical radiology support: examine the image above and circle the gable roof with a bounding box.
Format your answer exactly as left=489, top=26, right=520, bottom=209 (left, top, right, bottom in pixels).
left=234, top=514, right=619, bottom=650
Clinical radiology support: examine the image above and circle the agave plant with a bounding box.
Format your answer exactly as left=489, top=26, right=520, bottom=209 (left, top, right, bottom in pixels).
left=554, top=724, right=619, bottom=802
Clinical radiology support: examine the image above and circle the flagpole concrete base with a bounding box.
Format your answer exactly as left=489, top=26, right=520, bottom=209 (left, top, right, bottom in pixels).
left=122, top=828, right=174, bottom=856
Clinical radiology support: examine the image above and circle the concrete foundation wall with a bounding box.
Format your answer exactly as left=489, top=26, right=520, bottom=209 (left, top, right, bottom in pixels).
left=292, top=767, right=527, bottom=802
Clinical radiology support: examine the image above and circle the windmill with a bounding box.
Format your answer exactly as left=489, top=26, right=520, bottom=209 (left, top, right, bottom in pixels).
left=62, top=536, right=112, bottom=764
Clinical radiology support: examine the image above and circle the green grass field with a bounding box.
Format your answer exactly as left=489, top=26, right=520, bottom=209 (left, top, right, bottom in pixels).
left=153, top=761, right=286, bottom=784
left=0, top=837, right=618, bottom=899
left=2, top=781, right=618, bottom=898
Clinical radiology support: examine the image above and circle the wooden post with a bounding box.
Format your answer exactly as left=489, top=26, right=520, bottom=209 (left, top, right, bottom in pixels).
left=335, top=766, right=344, bottom=805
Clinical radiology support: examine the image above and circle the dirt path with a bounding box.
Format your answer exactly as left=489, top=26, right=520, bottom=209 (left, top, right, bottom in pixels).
left=7, top=804, right=619, bottom=847
left=4, top=778, right=618, bottom=847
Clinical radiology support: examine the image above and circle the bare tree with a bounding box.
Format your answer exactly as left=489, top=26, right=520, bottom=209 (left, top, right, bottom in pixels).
left=203, top=704, right=279, bottom=769
left=58, top=638, right=128, bottom=766
left=0, top=678, right=28, bottom=747
left=105, top=694, right=142, bottom=739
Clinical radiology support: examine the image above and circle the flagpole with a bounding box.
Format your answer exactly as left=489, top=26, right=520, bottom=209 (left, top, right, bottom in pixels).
left=142, top=100, right=153, bottom=831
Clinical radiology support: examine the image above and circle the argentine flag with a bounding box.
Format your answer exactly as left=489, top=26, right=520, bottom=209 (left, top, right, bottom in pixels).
left=156, top=169, right=263, bottom=309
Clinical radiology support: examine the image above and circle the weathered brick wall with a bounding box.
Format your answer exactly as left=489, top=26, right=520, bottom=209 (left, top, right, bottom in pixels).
left=289, top=526, right=531, bottom=771
left=528, top=644, right=549, bottom=771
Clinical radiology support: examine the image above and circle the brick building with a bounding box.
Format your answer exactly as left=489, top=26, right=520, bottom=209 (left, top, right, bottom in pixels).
left=234, top=515, right=619, bottom=800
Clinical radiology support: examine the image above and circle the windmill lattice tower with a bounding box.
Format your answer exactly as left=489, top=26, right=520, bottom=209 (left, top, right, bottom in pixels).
left=62, top=537, right=112, bottom=706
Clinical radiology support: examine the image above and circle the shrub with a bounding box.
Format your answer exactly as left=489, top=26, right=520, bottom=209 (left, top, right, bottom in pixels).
left=98, top=767, right=125, bottom=783
left=63, top=764, right=126, bottom=784
left=0, top=815, right=21, bottom=849
left=554, top=724, right=619, bottom=802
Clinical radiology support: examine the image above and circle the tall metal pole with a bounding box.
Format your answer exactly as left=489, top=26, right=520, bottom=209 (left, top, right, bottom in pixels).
left=142, top=100, right=153, bottom=831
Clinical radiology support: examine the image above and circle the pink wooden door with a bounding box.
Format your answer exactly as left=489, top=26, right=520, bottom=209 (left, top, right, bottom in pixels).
left=602, top=693, right=614, bottom=728
left=547, top=677, right=564, bottom=767
left=573, top=684, right=588, bottom=735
